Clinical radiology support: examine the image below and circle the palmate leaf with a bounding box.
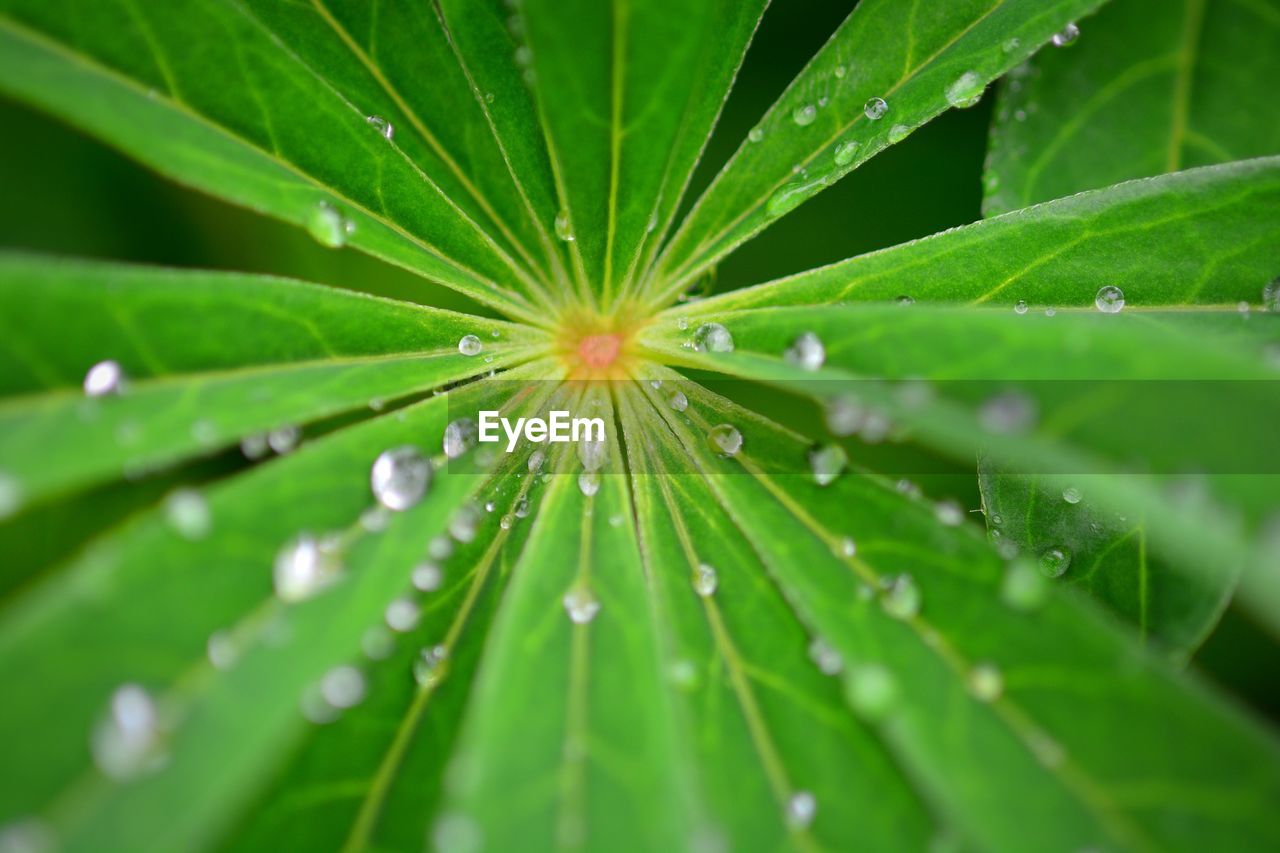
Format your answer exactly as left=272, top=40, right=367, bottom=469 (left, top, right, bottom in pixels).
left=3, top=0, right=1280, bottom=851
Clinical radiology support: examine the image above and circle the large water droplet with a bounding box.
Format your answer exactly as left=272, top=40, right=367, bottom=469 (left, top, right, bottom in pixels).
left=748, top=127, right=765, bottom=143
left=370, top=445, right=432, bottom=511
left=1062, top=486, right=1083, bottom=504
left=707, top=424, right=743, bottom=457
left=785, top=331, right=825, bottom=371
left=1095, top=285, right=1125, bottom=313
left=881, top=573, right=921, bottom=619
left=792, top=103, right=817, bottom=126
left=412, top=562, right=443, bottom=592
left=578, top=471, right=600, bottom=497
left=458, top=334, right=483, bottom=356
left=693, top=323, right=735, bottom=353
left=307, top=201, right=352, bottom=248
left=946, top=71, right=985, bottom=108
left=385, top=597, right=421, bottom=633
left=554, top=210, right=575, bottom=242
left=267, top=424, right=301, bottom=454
left=834, top=138, right=860, bottom=166
left=414, top=644, right=449, bottom=687
left=1038, top=546, right=1072, bottom=578
left=274, top=533, right=340, bottom=602
left=808, top=444, right=847, bottom=486
left=785, top=791, right=817, bottom=829
left=366, top=114, right=394, bottom=140
left=863, top=97, right=888, bottom=120
left=692, top=563, right=718, bottom=597
left=164, top=488, right=211, bottom=540
left=668, top=390, right=689, bottom=412
left=1013, top=300, right=1028, bottom=315
left=1051, top=22, right=1079, bottom=47
left=320, top=665, right=367, bottom=708
left=563, top=585, right=601, bottom=624
left=91, top=684, right=165, bottom=780
left=968, top=662, right=1004, bottom=702
left=240, top=433, right=270, bottom=460
left=443, top=418, right=478, bottom=459
left=83, top=360, right=125, bottom=397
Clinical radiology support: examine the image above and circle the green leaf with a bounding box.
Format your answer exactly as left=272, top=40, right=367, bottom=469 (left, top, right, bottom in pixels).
left=517, top=0, right=767, bottom=305
left=675, top=157, right=1280, bottom=312
left=984, top=0, right=1280, bottom=215
left=648, top=0, right=1107, bottom=306
left=0, top=2, right=549, bottom=320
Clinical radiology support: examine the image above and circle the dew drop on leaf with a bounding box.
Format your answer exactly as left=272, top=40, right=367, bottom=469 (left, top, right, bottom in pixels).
left=881, top=573, right=921, bottom=619
left=1013, top=300, right=1028, bottom=315
left=808, top=637, right=843, bottom=675
left=385, top=597, right=420, bottom=633
left=0, top=819, right=52, bottom=853
left=934, top=500, right=965, bottom=527
left=785, top=331, right=825, bottom=371
left=320, top=665, right=366, bottom=709
left=91, top=683, right=165, bottom=781
left=1095, top=285, right=1125, bottom=313
left=1051, top=22, right=1080, bottom=47
left=945, top=71, right=985, bottom=108
left=458, top=334, right=483, bottom=357
left=833, top=138, right=860, bottom=166
left=845, top=663, right=898, bottom=720
left=412, top=562, right=443, bottom=592
left=707, top=424, right=743, bottom=457
left=365, top=114, right=393, bottom=140
left=1062, top=486, right=1083, bottom=504
left=979, top=391, right=1037, bottom=434
left=748, top=126, right=764, bottom=143
left=428, top=535, right=454, bottom=561
left=577, top=435, right=608, bottom=471
left=968, top=662, right=1004, bottom=702
left=563, top=585, right=601, bottom=624
left=668, top=390, right=689, bottom=412
left=1001, top=558, right=1049, bottom=612
left=808, top=443, right=847, bottom=486
left=83, top=359, right=125, bottom=397
left=449, top=503, right=482, bottom=542
left=370, top=445, right=432, bottom=511
left=206, top=630, right=237, bottom=670
left=164, top=488, right=211, bottom=540
left=1263, top=278, right=1280, bottom=310
left=895, top=294, right=914, bottom=306
left=693, top=323, right=734, bottom=353
left=307, top=201, right=351, bottom=248
left=273, top=533, right=340, bottom=602
left=692, top=562, right=718, bottom=598
left=1038, top=546, right=1072, bottom=579
left=888, top=124, right=911, bottom=144
left=578, top=470, right=600, bottom=497
left=863, top=97, right=888, bottom=120
left=792, top=103, right=817, bottom=126
left=554, top=209, right=575, bottom=242
left=361, top=626, right=395, bottom=661
left=785, top=791, right=817, bottom=829
left=413, top=645, right=449, bottom=688
left=443, top=418, right=478, bottom=459
left=240, top=433, right=269, bottom=460
left=267, top=424, right=301, bottom=455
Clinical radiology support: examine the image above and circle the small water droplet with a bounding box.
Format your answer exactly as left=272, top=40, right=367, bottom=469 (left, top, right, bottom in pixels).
left=307, top=201, right=351, bottom=248
left=1038, top=546, right=1072, bottom=579
left=412, top=562, right=443, bottom=592
left=934, top=500, right=964, bottom=527
left=385, top=597, right=420, bottom=633
left=319, top=665, right=366, bottom=710
left=792, top=103, right=817, bottom=126
left=429, top=535, right=454, bottom=561
left=362, top=625, right=395, bottom=660
left=274, top=533, right=341, bottom=602
left=785, top=331, right=825, bottom=371
left=514, top=496, right=532, bottom=518
left=707, top=424, right=743, bottom=458
left=748, top=127, right=765, bottom=143
left=692, top=563, right=718, bottom=597
left=371, top=445, right=432, bottom=511
left=577, top=436, right=608, bottom=472
left=968, top=662, right=1004, bottom=702
left=0, top=818, right=52, bottom=853
left=837, top=536, right=857, bottom=558
left=267, top=424, right=301, bottom=455
left=206, top=630, right=237, bottom=670
left=863, top=97, right=888, bottom=120
left=563, top=585, right=601, bottom=624
left=833, top=64, right=847, bottom=79
left=1051, top=22, right=1079, bottom=47
left=554, top=209, right=575, bottom=242
left=808, top=637, right=843, bottom=675
left=1044, top=306, right=1056, bottom=317
left=83, top=360, right=125, bottom=397
left=786, top=791, right=817, bottom=829
left=1002, top=37, right=1021, bottom=53
left=164, top=488, right=211, bottom=540
left=458, top=334, right=484, bottom=357
left=668, top=390, right=689, bottom=412
left=888, top=124, right=911, bottom=143
left=1062, top=486, right=1083, bottom=504
left=834, top=138, right=861, bottom=166
left=443, top=418, right=478, bottom=459
left=1001, top=558, right=1049, bottom=611
left=1014, top=300, right=1028, bottom=315
left=845, top=663, right=897, bottom=719
left=366, top=114, right=394, bottom=139
left=1095, top=285, right=1125, bottom=313
left=881, top=573, right=921, bottom=619
left=412, top=644, right=450, bottom=688
left=808, top=444, right=847, bottom=486
left=91, top=684, right=165, bottom=780
left=577, top=471, right=600, bottom=497
left=945, top=71, right=984, bottom=108
left=449, top=503, right=482, bottom=542
left=895, top=294, right=914, bottom=306
left=979, top=391, right=1037, bottom=434
left=693, top=323, right=735, bottom=353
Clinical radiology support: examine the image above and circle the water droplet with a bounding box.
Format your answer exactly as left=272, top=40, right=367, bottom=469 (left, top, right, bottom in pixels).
left=1038, top=546, right=1072, bottom=579
left=83, top=360, right=125, bottom=397
left=432, top=813, right=482, bottom=853
left=786, top=791, right=817, bottom=829
left=412, top=562, right=443, bottom=592
left=0, top=472, right=23, bottom=521
left=748, top=127, right=764, bottom=143
left=838, top=536, right=857, bottom=558
left=414, top=644, right=449, bottom=687
left=895, top=294, right=914, bottom=306
left=693, top=323, right=735, bottom=353
left=91, top=684, right=165, bottom=780
left=514, top=497, right=531, bottom=518
left=808, top=444, right=847, bottom=486
left=1013, top=300, right=1028, bottom=315
left=668, top=390, right=689, bottom=412
left=563, top=585, right=601, bottom=624
left=833, top=64, right=847, bottom=79
left=307, top=201, right=351, bottom=248
left=946, top=71, right=984, bottom=108
left=366, top=114, right=394, bottom=140
left=443, top=418, right=478, bottom=459
left=576, top=471, right=600, bottom=497
left=1028, top=730, right=1065, bottom=768
left=1095, top=285, right=1125, bottom=313
left=449, top=503, right=482, bottom=542
left=881, top=573, right=921, bottom=619
left=267, top=424, right=301, bottom=454
left=1002, top=37, right=1021, bottom=53
left=785, top=331, right=825, bottom=371
left=766, top=175, right=828, bottom=217
left=845, top=663, right=897, bottom=719
left=371, top=445, right=432, bottom=511
left=385, top=597, right=420, bottom=633
left=1001, top=558, right=1049, bottom=611
left=240, top=433, right=269, bottom=460
left=968, top=662, right=1004, bottom=702
left=458, top=334, right=483, bottom=356
left=834, top=138, right=861, bottom=166
left=1044, top=306, right=1057, bottom=317
left=318, top=665, right=366, bottom=710
left=577, top=436, right=608, bottom=472
left=792, top=103, right=817, bottom=126
left=206, top=630, right=237, bottom=670
left=979, top=391, right=1037, bottom=434
left=1263, top=278, right=1280, bottom=310
left=428, top=535, right=454, bottom=561
left=825, top=396, right=864, bottom=436
left=164, top=488, right=211, bottom=540
left=1051, top=22, right=1079, bottom=47
left=362, top=626, right=395, bottom=660
left=888, top=124, right=911, bottom=143
left=808, top=637, right=843, bottom=675
left=863, top=97, right=888, bottom=120
left=934, top=500, right=964, bottom=527
left=554, top=209, right=575, bottom=242
left=692, top=563, right=718, bottom=597
left=1062, top=486, right=1082, bottom=504
left=707, top=424, right=743, bottom=457
left=274, top=534, right=341, bottom=602
left=0, top=818, right=52, bottom=853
